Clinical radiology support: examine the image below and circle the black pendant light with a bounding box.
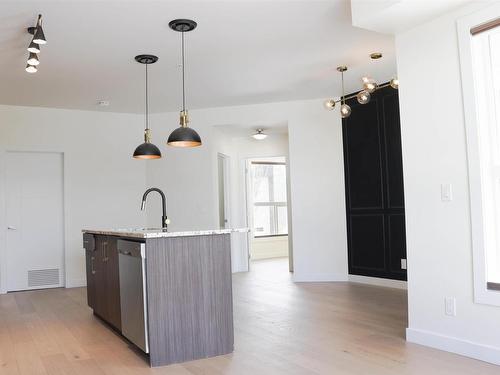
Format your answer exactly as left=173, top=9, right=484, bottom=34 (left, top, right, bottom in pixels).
left=167, top=19, right=202, bottom=148
left=133, top=54, right=162, bottom=160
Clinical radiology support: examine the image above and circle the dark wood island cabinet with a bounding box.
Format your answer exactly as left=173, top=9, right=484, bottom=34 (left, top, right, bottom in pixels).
left=82, top=228, right=245, bottom=367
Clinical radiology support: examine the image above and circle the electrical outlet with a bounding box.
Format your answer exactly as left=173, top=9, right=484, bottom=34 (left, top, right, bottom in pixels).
left=445, top=297, right=456, bottom=316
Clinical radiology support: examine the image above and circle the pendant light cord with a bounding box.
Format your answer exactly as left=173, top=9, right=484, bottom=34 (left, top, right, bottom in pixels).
left=181, top=31, right=186, bottom=111
left=145, top=63, right=149, bottom=130
left=341, top=71, right=345, bottom=104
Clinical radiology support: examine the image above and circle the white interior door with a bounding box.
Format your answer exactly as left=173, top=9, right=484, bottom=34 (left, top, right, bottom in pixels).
left=5, top=151, right=64, bottom=292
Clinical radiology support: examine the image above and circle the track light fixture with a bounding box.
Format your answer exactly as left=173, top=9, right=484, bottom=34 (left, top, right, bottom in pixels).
left=26, top=14, right=46, bottom=73
left=167, top=19, right=202, bottom=148
left=323, top=53, right=398, bottom=118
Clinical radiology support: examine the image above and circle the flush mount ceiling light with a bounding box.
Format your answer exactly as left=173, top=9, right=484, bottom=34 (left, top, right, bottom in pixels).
left=26, top=14, right=46, bottom=73
left=323, top=54, right=398, bottom=119
left=167, top=19, right=202, bottom=148
left=133, top=54, right=162, bottom=160
left=252, top=129, right=268, bottom=140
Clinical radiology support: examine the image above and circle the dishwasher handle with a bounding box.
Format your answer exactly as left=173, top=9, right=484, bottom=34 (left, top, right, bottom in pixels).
left=119, top=250, right=132, bottom=256
left=117, top=240, right=146, bottom=258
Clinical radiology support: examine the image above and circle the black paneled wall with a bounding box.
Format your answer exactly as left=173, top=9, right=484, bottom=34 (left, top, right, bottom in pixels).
left=342, top=85, right=407, bottom=281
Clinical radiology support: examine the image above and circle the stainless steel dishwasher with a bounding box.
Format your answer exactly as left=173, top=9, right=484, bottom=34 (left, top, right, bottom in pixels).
left=117, top=240, right=149, bottom=353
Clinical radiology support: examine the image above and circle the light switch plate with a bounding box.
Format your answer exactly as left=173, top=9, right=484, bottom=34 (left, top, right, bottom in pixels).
left=441, top=183, right=453, bottom=201
left=401, top=259, right=407, bottom=270
left=445, top=297, right=456, bottom=316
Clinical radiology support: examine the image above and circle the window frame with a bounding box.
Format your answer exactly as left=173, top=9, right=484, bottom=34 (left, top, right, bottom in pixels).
left=250, top=161, right=288, bottom=238
left=458, top=3, right=500, bottom=306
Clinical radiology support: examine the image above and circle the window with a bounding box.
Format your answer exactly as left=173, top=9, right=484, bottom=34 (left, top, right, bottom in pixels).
left=250, top=162, right=288, bottom=237
left=458, top=6, right=500, bottom=306
left=471, top=26, right=500, bottom=287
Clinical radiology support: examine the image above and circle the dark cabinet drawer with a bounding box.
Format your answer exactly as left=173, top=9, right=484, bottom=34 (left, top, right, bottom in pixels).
left=83, top=233, right=95, bottom=251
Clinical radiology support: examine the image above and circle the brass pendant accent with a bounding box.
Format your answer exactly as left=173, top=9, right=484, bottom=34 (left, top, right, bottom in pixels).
left=179, top=110, right=189, bottom=127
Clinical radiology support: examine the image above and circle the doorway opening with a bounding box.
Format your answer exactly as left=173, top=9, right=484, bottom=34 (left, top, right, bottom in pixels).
left=213, top=123, right=293, bottom=274
left=246, top=157, right=291, bottom=271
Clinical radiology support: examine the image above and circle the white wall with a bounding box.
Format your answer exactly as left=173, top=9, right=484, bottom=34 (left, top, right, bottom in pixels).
left=0, top=105, right=147, bottom=291
left=0, top=96, right=348, bottom=291
left=396, top=2, right=500, bottom=364
left=146, top=99, right=348, bottom=281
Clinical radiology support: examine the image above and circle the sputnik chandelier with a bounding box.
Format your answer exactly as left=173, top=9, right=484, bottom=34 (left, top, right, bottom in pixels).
left=25, top=14, right=47, bottom=73
left=323, top=53, right=399, bottom=118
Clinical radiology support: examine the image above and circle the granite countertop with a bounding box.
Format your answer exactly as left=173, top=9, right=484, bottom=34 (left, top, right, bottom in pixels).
left=82, top=227, right=249, bottom=239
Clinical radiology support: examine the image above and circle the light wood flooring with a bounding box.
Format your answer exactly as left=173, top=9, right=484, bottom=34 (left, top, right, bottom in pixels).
left=0, top=257, right=498, bottom=374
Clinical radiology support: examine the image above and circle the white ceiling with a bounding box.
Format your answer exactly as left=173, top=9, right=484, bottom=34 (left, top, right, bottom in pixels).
left=0, top=0, right=397, bottom=113
left=214, top=121, right=288, bottom=138
left=351, top=0, right=473, bottom=34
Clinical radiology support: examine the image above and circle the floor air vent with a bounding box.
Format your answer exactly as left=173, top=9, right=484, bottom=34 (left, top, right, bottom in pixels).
left=28, top=268, right=60, bottom=287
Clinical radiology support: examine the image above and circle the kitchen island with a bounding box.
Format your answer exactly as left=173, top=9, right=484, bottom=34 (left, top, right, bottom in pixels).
left=82, top=228, right=247, bottom=367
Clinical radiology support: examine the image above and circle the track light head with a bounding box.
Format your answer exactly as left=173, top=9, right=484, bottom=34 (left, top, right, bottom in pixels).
left=27, top=39, right=40, bottom=53
left=33, top=26, right=46, bottom=45
left=28, top=15, right=47, bottom=45
left=25, top=64, right=37, bottom=73
left=27, top=52, right=39, bottom=66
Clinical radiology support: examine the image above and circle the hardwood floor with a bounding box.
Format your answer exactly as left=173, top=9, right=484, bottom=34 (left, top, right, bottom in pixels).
left=0, top=257, right=498, bottom=374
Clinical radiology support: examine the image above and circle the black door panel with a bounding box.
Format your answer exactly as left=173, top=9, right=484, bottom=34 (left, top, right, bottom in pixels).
left=349, top=214, right=386, bottom=272
left=343, top=86, right=407, bottom=281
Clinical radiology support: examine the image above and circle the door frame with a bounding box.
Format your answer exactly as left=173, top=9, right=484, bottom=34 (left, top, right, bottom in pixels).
left=0, top=149, right=67, bottom=294
left=217, top=153, right=231, bottom=229
left=244, top=156, right=294, bottom=271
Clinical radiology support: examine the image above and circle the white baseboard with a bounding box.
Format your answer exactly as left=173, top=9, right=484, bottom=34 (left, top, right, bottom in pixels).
left=293, top=272, right=348, bottom=282
left=65, top=278, right=86, bottom=288
left=348, top=274, right=407, bottom=289
left=406, top=328, right=500, bottom=366
left=232, top=262, right=249, bottom=274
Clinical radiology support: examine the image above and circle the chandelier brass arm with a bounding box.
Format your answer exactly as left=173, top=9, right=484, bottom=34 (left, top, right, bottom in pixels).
left=331, top=81, right=394, bottom=104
